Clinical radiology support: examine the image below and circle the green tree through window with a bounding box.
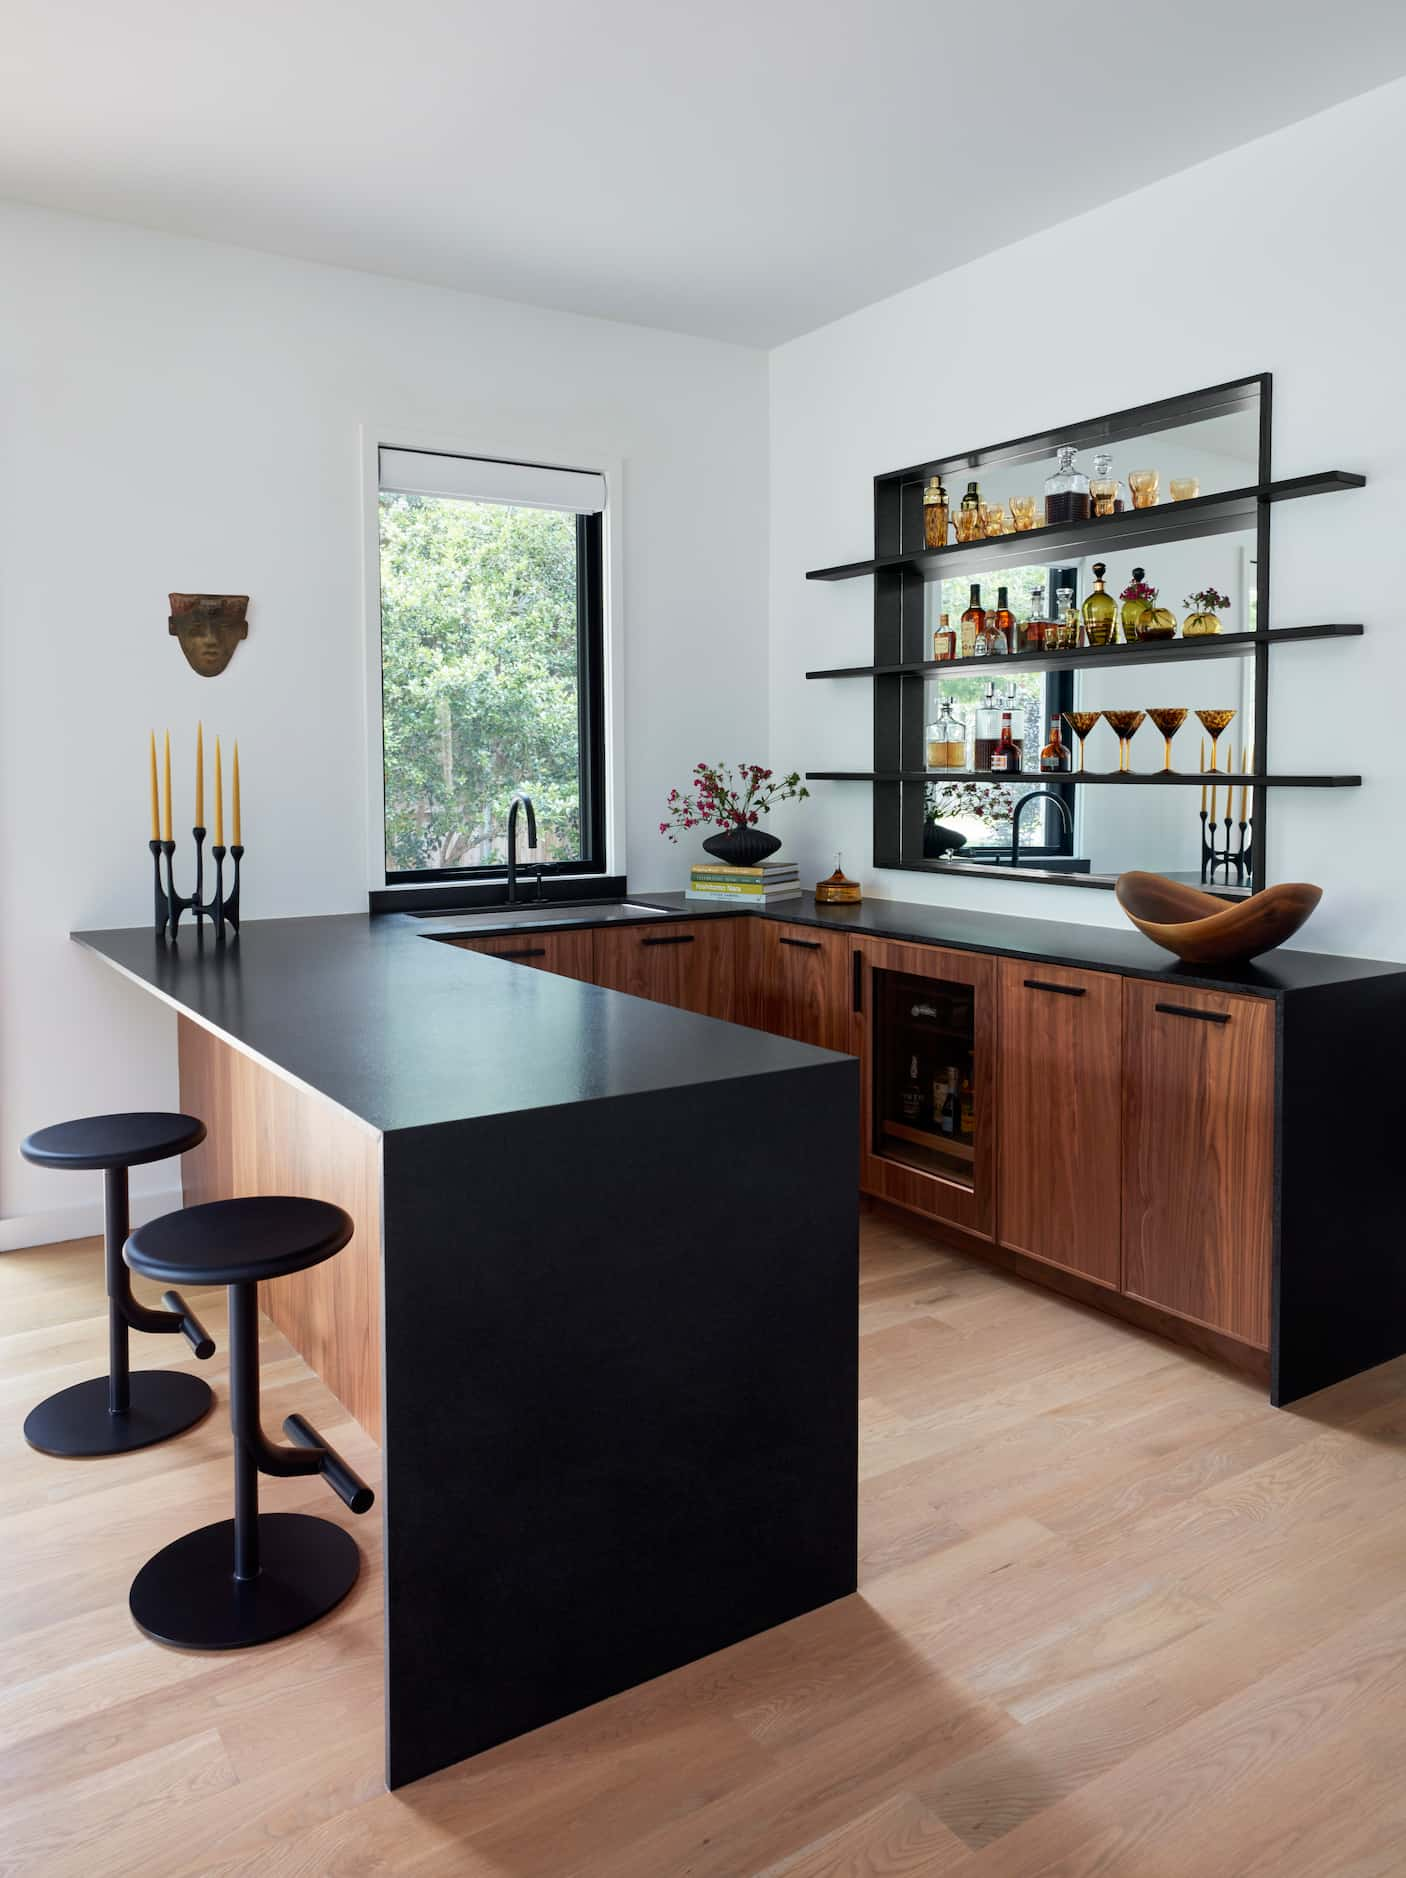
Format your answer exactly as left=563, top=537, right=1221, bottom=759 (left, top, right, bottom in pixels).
left=379, top=493, right=585, bottom=873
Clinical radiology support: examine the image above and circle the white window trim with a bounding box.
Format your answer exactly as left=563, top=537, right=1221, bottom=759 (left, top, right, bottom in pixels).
left=358, top=420, right=627, bottom=895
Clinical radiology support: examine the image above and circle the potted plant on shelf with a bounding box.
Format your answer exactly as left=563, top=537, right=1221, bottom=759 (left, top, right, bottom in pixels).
left=1183, top=587, right=1232, bottom=637
left=659, top=762, right=810, bottom=866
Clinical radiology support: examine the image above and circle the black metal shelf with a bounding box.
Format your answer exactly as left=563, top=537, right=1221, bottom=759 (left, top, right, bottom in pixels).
left=805, top=622, right=1363, bottom=681
left=805, top=473, right=1365, bottom=582
left=806, top=770, right=1361, bottom=789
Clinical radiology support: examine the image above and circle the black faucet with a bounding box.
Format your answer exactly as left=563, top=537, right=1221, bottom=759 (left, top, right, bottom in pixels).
left=505, top=794, right=537, bottom=904
left=1010, top=789, right=1072, bottom=868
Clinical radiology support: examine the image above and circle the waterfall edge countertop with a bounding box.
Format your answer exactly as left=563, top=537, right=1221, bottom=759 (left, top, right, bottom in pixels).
left=71, top=911, right=846, bottom=1135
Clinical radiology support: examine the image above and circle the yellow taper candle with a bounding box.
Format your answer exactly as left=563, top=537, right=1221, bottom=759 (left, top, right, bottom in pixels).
left=195, top=721, right=204, bottom=828
left=1209, top=782, right=1217, bottom=822
left=1200, top=737, right=1207, bottom=813
left=162, top=731, right=172, bottom=842
left=213, top=737, right=224, bottom=846
left=1240, top=746, right=1249, bottom=824
left=148, top=731, right=160, bottom=839
left=232, top=741, right=241, bottom=846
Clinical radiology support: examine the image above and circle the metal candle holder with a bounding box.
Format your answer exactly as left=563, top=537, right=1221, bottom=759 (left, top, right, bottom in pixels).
left=1200, top=808, right=1253, bottom=885
left=152, top=827, right=242, bottom=941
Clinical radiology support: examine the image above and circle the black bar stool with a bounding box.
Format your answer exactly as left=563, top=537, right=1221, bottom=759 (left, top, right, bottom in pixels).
left=124, top=1195, right=375, bottom=1650
left=19, top=1113, right=216, bottom=1456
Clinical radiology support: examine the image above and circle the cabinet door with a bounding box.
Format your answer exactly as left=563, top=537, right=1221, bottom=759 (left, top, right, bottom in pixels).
left=591, top=920, right=738, bottom=1022
left=854, top=937, right=995, bottom=1239
left=445, top=930, right=597, bottom=979
left=997, top=959, right=1122, bottom=1289
left=754, top=922, right=856, bottom=1053
left=1122, top=981, right=1274, bottom=1348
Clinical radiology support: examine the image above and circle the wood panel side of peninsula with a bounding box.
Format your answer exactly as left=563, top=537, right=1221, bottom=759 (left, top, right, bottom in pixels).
left=177, top=1015, right=384, bottom=1440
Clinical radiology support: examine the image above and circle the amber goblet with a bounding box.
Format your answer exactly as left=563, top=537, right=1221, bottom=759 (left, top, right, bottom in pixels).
left=1062, top=710, right=1103, bottom=773
left=1195, top=707, right=1237, bottom=772
left=955, top=507, right=983, bottom=543
left=1101, top=708, right=1147, bottom=773
left=1170, top=477, right=1200, bottom=502
left=1010, top=496, right=1037, bottom=532
left=1145, top=706, right=1189, bottom=772
left=980, top=502, right=1007, bottom=537
left=1127, top=470, right=1159, bottom=509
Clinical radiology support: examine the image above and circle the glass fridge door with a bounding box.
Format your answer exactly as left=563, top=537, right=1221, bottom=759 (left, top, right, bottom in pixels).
left=871, top=968, right=977, bottom=1188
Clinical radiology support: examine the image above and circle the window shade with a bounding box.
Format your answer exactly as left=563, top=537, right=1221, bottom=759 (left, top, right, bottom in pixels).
left=379, top=447, right=605, bottom=514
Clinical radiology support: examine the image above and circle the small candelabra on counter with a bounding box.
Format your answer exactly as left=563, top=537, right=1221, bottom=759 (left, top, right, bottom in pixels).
left=149, top=725, right=244, bottom=941
left=1200, top=744, right=1253, bottom=885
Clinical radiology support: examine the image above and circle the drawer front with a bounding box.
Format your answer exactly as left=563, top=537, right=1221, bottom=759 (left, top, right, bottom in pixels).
left=1121, top=981, right=1275, bottom=1347
left=445, top=930, right=596, bottom=978
left=755, top=922, right=856, bottom=1054
left=998, top=959, right=1123, bottom=1289
left=591, top=920, right=738, bottom=1022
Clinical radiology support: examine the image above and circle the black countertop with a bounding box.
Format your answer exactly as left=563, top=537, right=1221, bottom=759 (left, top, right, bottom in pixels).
left=73, top=915, right=843, bottom=1136
left=75, top=891, right=1403, bottom=1136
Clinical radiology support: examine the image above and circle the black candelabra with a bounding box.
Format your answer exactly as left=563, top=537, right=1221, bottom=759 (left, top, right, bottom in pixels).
left=151, top=828, right=243, bottom=940
left=1200, top=803, right=1253, bottom=885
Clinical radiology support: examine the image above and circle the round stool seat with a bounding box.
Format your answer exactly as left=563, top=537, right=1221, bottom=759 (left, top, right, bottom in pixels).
left=21, top=1111, right=206, bottom=1172
left=126, top=1195, right=354, bottom=1288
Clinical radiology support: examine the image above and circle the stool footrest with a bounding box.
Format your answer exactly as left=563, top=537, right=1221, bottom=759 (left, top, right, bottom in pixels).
left=283, top=1413, right=375, bottom=1515
left=160, top=1290, right=216, bottom=1360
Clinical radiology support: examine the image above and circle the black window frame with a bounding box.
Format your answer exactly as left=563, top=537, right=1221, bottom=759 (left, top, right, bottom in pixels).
left=379, top=501, right=607, bottom=889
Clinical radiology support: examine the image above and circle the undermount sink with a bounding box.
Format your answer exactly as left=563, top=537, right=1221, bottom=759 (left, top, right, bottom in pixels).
left=418, top=900, right=673, bottom=934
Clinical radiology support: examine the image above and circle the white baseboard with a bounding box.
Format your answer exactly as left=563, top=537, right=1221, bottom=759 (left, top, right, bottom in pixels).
left=0, top=1184, right=185, bottom=1254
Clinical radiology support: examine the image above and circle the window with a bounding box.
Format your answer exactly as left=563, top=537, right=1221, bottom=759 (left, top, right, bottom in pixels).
left=376, top=448, right=606, bottom=882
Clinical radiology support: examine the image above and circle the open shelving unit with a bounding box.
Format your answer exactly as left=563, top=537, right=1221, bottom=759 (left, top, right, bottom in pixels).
left=800, top=373, right=1366, bottom=891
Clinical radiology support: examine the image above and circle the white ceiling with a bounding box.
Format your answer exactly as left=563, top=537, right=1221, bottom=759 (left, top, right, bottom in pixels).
left=4, top=0, right=1406, bottom=348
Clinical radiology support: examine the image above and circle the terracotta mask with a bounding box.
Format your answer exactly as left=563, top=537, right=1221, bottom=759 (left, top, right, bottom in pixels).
left=169, top=593, right=249, bottom=677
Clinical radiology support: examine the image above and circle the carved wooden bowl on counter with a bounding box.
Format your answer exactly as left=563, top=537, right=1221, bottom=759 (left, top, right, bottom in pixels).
left=1115, top=872, right=1323, bottom=965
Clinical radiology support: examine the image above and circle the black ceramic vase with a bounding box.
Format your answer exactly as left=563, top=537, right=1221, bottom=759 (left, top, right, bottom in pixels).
left=922, top=822, right=968, bottom=859
left=702, top=825, right=783, bottom=867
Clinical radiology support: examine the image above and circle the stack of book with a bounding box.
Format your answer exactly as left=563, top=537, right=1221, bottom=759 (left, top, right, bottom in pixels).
left=687, top=859, right=801, bottom=904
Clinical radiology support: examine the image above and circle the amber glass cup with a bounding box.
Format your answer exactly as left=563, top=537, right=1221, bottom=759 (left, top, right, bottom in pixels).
left=980, top=502, right=1007, bottom=537
left=1062, top=710, right=1103, bottom=773
left=1169, top=477, right=1200, bottom=502
left=1145, top=706, right=1189, bottom=772
left=1127, top=470, right=1159, bottom=509
left=1009, top=496, right=1037, bottom=532
left=1195, top=707, right=1237, bottom=772
left=1101, top=708, right=1147, bottom=773
left=955, top=507, right=983, bottom=543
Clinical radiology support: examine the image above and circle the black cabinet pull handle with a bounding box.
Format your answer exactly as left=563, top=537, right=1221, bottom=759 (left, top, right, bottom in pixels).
left=1154, top=1001, right=1230, bottom=1025
left=1024, top=978, right=1086, bottom=998
left=852, top=950, right=864, bottom=1014
left=642, top=934, right=695, bottom=947
left=780, top=936, right=822, bottom=951
left=497, top=947, right=547, bottom=960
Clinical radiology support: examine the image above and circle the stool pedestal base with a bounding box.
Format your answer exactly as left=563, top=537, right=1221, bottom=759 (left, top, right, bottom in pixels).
left=23, top=1369, right=213, bottom=1458
left=129, top=1512, right=361, bottom=1650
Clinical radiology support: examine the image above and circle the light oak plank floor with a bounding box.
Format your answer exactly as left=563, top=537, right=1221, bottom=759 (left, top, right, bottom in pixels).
left=4, top=1205, right=1405, bottom=1876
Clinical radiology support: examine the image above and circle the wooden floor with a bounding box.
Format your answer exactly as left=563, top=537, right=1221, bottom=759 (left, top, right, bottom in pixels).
left=5, top=1206, right=1406, bottom=1876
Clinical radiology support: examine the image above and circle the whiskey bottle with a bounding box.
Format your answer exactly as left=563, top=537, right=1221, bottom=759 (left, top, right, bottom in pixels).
left=1081, top=562, right=1117, bottom=646
left=938, top=1073, right=957, bottom=1137
left=960, top=583, right=985, bottom=658
left=1039, top=717, right=1070, bottom=772
left=932, top=611, right=956, bottom=661
left=972, top=682, right=1000, bottom=770
left=989, top=585, right=1014, bottom=656
left=901, top=1055, right=923, bottom=1121
left=1055, top=583, right=1081, bottom=650
left=924, top=698, right=968, bottom=771
left=989, top=710, right=1022, bottom=774
left=1044, top=444, right=1090, bottom=525
left=959, top=1073, right=975, bottom=1139
left=1021, top=583, right=1051, bottom=652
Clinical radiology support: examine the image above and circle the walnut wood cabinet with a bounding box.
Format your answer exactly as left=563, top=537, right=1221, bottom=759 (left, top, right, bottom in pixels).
left=589, top=919, right=739, bottom=1022
left=1121, top=981, right=1275, bottom=1350
left=445, top=929, right=598, bottom=978
left=751, top=921, right=857, bottom=1054
left=997, top=959, right=1123, bottom=1291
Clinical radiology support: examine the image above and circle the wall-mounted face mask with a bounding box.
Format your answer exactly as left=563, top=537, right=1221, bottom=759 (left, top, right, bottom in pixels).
left=169, top=593, right=249, bottom=677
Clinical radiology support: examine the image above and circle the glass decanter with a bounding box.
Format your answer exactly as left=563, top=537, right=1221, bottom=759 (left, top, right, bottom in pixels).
left=1081, top=562, right=1118, bottom=647
left=1044, top=444, right=1090, bottom=526
left=1088, top=450, right=1121, bottom=518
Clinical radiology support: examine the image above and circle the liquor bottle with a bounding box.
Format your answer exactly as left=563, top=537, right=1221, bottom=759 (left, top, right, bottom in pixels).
left=989, top=710, right=1022, bottom=774
left=959, top=1073, right=975, bottom=1138
left=932, top=610, right=956, bottom=661
left=924, top=698, right=967, bottom=771
left=989, top=585, right=1014, bottom=655
left=1002, top=683, right=1027, bottom=766
left=939, top=1072, right=957, bottom=1137
left=1039, top=717, right=1069, bottom=772
left=1056, top=583, right=1080, bottom=650
left=901, top=1055, right=923, bottom=1121
left=922, top=474, right=951, bottom=550
left=1021, top=583, right=1050, bottom=652
left=957, top=481, right=983, bottom=542
left=1044, top=444, right=1090, bottom=525
left=959, top=583, right=985, bottom=658
left=972, top=682, right=1000, bottom=770
left=1081, top=562, right=1118, bottom=646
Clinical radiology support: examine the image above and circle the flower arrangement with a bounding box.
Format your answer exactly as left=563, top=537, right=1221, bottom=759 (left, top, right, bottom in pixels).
left=927, top=779, right=1010, bottom=833
left=1120, top=576, right=1159, bottom=604
left=659, top=762, right=809, bottom=842
left=1184, top=588, right=1231, bottom=612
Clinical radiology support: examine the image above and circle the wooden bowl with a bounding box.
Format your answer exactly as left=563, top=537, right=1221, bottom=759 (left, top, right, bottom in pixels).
left=1115, top=872, right=1322, bottom=965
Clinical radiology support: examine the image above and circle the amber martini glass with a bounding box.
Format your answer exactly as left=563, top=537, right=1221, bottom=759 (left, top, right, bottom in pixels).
left=1101, top=709, right=1147, bottom=774
left=1062, top=710, right=1102, bottom=773
left=1145, top=706, right=1189, bottom=773
left=1195, top=707, right=1238, bottom=773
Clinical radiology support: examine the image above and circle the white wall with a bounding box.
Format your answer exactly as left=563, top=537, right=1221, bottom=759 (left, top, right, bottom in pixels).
left=0, top=202, right=768, bottom=1242
left=768, top=78, right=1406, bottom=960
